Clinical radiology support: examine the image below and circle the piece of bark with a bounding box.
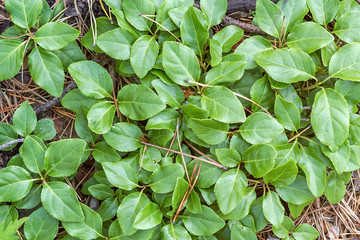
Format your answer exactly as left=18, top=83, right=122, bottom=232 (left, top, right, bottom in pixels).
left=222, top=15, right=266, bottom=35
left=226, top=0, right=280, bottom=13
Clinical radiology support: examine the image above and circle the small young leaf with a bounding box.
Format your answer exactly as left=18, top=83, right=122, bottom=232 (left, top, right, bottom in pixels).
left=102, top=162, right=138, bottom=190
left=5, top=0, right=42, bottom=29
left=12, top=101, right=37, bottom=137
left=213, top=25, right=244, bottom=52
left=292, top=223, right=319, bottom=240
left=34, top=119, right=56, bottom=141
left=122, top=0, right=155, bottom=31
left=87, top=100, right=116, bottom=134
left=19, top=135, right=46, bottom=174
left=243, top=144, right=276, bottom=178
left=215, top=148, right=241, bottom=168
left=0, top=166, right=33, bottom=202
left=24, top=207, right=59, bottom=240
left=272, top=216, right=295, bottom=239
left=321, top=140, right=350, bottom=174
left=0, top=40, right=25, bottom=81
left=0, top=123, right=18, bottom=151
left=325, top=171, right=346, bottom=204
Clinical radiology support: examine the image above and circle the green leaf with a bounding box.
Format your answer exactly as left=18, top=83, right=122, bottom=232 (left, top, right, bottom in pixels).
left=133, top=202, right=163, bottom=229
left=230, top=224, right=257, bottom=240
left=161, top=224, right=191, bottom=240
left=180, top=7, right=208, bottom=55
left=87, top=100, right=115, bottom=134
left=152, top=79, right=185, bottom=108
left=96, top=28, right=136, bottom=60
left=335, top=80, right=360, bottom=104
left=235, top=35, right=272, bottom=69
left=88, top=184, right=114, bottom=200
left=44, top=139, right=86, bottom=177
left=12, top=101, right=37, bottom=137
left=243, top=144, right=276, bottom=178
left=156, top=0, right=194, bottom=31
left=209, top=38, right=222, bottom=67
left=146, top=109, right=179, bottom=131
left=103, top=122, right=142, bottom=152
left=214, top=168, right=247, bottom=214
left=215, top=148, right=241, bottom=168
left=240, top=112, right=284, bottom=144
left=24, top=207, right=59, bottom=240
left=189, top=118, right=229, bottom=145
left=328, top=43, right=360, bottom=81
left=130, top=35, right=159, bottom=78
left=334, top=11, right=360, bottom=42
left=200, top=0, right=227, bottom=29
left=41, top=181, right=84, bottom=222
left=255, top=48, right=316, bottom=83
left=149, top=163, right=185, bottom=193
left=19, top=135, right=46, bottom=174
left=93, top=141, right=121, bottom=163
left=4, top=0, right=42, bottom=29
left=0, top=217, right=28, bottom=240
left=311, top=88, right=349, bottom=151
left=264, top=159, right=298, bottom=187
left=292, top=223, right=319, bottom=240
left=272, top=216, right=295, bottom=239
left=117, top=84, right=166, bottom=120
left=62, top=204, right=102, bottom=239
left=250, top=75, right=275, bottom=112
left=221, top=187, right=256, bottom=220
left=278, top=0, right=308, bottom=33
left=162, top=41, right=201, bottom=86
left=0, top=40, right=25, bottom=81
left=123, top=0, right=155, bottom=31
left=213, top=25, right=244, bottom=52
left=276, top=175, right=315, bottom=205
left=325, top=171, right=346, bottom=204
left=298, top=147, right=326, bottom=197
left=98, top=197, right=118, bottom=221
left=183, top=206, right=225, bottom=236
left=61, top=89, right=99, bottom=114
left=68, top=60, right=113, bottom=99
left=201, top=86, right=246, bottom=123
left=28, top=47, right=64, bottom=97
left=321, top=41, right=337, bottom=67
left=102, top=162, right=138, bottom=190
left=34, top=119, right=56, bottom=141
left=14, top=183, right=41, bottom=209
left=204, top=53, right=247, bottom=85
left=321, top=140, right=350, bottom=174
left=345, top=145, right=360, bottom=172
left=275, top=95, right=300, bottom=131
left=171, top=177, right=188, bottom=209
left=0, top=123, right=18, bottom=151
left=306, top=0, right=339, bottom=25
left=0, top=166, right=33, bottom=202
left=263, top=191, right=284, bottom=228
left=75, top=107, right=99, bottom=145
left=117, top=192, right=150, bottom=235
left=34, top=22, right=80, bottom=50
left=256, top=0, right=283, bottom=38
left=287, top=22, right=334, bottom=54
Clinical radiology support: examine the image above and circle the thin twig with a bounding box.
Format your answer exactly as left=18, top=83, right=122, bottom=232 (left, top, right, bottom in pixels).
left=184, top=140, right=219, bottom=165
left=288, top=124, right=312, bottom=143
left=0, top=138, right=24, bottom=150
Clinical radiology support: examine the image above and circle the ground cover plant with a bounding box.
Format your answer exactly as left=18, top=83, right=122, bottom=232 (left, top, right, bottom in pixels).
left=1, top=0, right=360, bottom=239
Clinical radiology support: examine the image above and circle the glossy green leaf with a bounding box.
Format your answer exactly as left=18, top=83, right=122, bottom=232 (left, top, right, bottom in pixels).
left=0, top=166, right=33, bottom=202
left=213, top=25, right=244, bottom=52
left=96, top=28, right=136, bottom=60
left=88, top=184, right=114, bottom=200
left=102, top=161, right=138, bottom=190
left=152, top=79, right=185, bottom=108
left=221, top=187, right=256, bottom=220
left=74, top=107, right=99, bottom=145
left=168, top=6, right=192, bottom=27
left=325, top=171, right=346, bottom=204
left=0, top=40, right=25, bottom=81
left=98, top=197, right=118, bottom=221
left=189, top=118, right=229, bottom=145
left=117, top=192, right=150, bottom=235
left=19, top=135, right=46, bottom=174
left=275, top=95, right=300, bottom=131
left=204, top=53, right=247, bottom=85
left=306, top=0, right=339, bottom=25
left=256, top=0, right=283, bottom=38
left=12, top=101, right=37, bottom=137
left=50, top=41, right=85, bottom=70
left=235, top=36, right=272, bottom=69
left=146, top=109, right=179, bottom=131
left=230, top=224, right=257, bottom=240
left=200, top=0, right=226, bottom=29
left=264, top=159, right=298, bottom=187
left=34, top=22, right=80, bottom=50
left=93, top=141, right=121, bottom=163
left=276, top=175, right=315, bottom=205
left=149, top=163, right=184, bottom=193
left=263, top=191, right=284, bottom=228
left=311, top=88, right=349, bottom=151
left=24, top=207, right=59, bottom=240
left=188, top=160, right=222, bottom=188
left=162, top=41, right=201, bottom=86
left=335, top=13, right=360, bottom=44
left=14, top=183, right=41, bottom=209
left=240, top=112, right=284, bottom=144
left=250, top=75, right=275, bottom=112
left=44, top=139, right=86, bottom=177
left=243, top=144, right=276, bottom=178
left=61, top=89, right=99, bottom=113
left=130, top=35, right=159, bottom=78
left=201, top=86, right=246, bottom=123
left=292, top=223, right=319, bottom=240
left=156, top=0, right=194, bottom=31
left=345, top=145, right=360, bottom=171
left=103, top=122, right=143, bottom=152
left=214, top=168, right=247, bottom=214
left=0, top=123, right=18, bottom=151
left=328, top=43, right=360, bottom=81
left=87, top=100, right=115, bottom=134
left=68, top=60, right=113, bottom=99
left=117, top=84, right=166, bottom=121
left=161, top=224, right=191, bottom=240
left=28, top=47, right=64, bottom=97
left=215, top=148, right=241, bottom=168
left=183, top=206, right=225, bottom=236
left=4, top=0, right=42, bottom=29
left=255, top=48, right=316, bottom=83
left=335, top=80, right=360, bottom=104
left=34, top=119, right=56, bottom=141
left=272, top=216, right=295, bottom=238
left=41, top=181, right=84, bottom=222
left=209, top=38, right=222, bottom=67
left=180, top=7, right=208, bottom=55
left=287, top=22, right=334, bottom=54
left=133, top=202, right=162, bottom=229
left=321, top=140, right=350, bottom=174
left=62, top=204, right=102, bottom=239
left=123, top=0, right=155, bottom=31
left=278, top=0, right=308, bottom=33
left=298, top=147, right=326, bottom=197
